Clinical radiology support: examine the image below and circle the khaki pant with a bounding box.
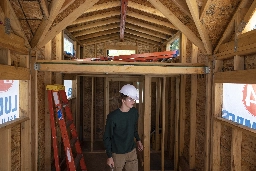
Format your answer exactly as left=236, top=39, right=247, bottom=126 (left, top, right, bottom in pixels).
left=112, top=148, right=138, bottom=171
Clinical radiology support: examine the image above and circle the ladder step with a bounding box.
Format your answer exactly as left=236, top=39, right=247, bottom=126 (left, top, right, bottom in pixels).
left=70, top=137, right=78, bottom=147
left=75, top=153, right=83, bottom=168
left=66, top=120, right=73, bottom=127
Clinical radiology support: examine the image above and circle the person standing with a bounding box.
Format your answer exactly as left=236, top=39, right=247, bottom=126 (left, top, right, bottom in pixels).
left=103, top=84, right=144, bottom=171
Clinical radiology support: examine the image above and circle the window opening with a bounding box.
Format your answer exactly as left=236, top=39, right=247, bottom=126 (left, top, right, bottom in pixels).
left=222, top=83, right=256, bottom=129
left=64, top=80, right=73, bottom=99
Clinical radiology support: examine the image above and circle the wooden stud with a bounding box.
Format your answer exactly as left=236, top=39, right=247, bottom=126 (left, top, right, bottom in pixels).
left=234, top=55, right=244, bottom=70
left=174, top=76, right=180, bottom=171
left=44, top=40, right=52, bottom=171
left=204, top=60, right=212, bottom=171
left=76, top=76, right=81, bottom=138
left=231, top=129, right=242, bottom=171
left=143, top=75, right=151, bottom=171
left=0, top=129, right=11, bottom=171
left=169, top=77, right=175, bottom=160
left=161, top=77, right=166, bottom=171
left=104, top=77, right=109, bottom=127
left=155, top=78, right=161, bottom=151
left=190, top=44, right=198, bottom=169
left=55, top=31, right=64, bottom=84
left=91, top=77, right=94, bottom=151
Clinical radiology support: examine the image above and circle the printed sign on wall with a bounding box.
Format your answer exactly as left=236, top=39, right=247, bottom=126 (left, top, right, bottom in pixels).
left=0, top=80, right=19, bottom=124
left=222, top=83, right=256, bottom=129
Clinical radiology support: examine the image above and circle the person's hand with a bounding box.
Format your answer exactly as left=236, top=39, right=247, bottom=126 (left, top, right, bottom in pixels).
left=137, top=141, right=144, bottom=151
left=107, top=157, right=114, bottom=168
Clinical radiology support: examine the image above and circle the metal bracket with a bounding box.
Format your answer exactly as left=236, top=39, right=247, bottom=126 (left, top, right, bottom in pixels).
left=205, top=67, right=210, bottom=74
left=34, top=63, right=40, bottom=70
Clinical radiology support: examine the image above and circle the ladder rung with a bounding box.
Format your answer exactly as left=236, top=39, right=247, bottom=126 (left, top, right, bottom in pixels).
left=66, top=120, right=73, bottom=127
left=70, top=137, right=78, bottom=147
left=75, top=153, right=83, bottom=168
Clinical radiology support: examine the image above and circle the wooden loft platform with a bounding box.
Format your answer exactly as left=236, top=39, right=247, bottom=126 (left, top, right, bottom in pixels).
left=34, top=60, right=209, bottom=75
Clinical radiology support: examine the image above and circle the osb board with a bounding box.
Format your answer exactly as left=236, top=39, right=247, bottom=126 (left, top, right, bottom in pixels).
left=201, top=0, right=241, bottom=47
left=52, top=0, right=88, bottom=28
left=11, top=124, right=21, bottom=171
left=245, top=54, right=256, bottom=70
left=109, top=81, right=120, bottom=112
left=220, top=124, right=232, bottom=171
left=241, top=132, right=256, bottom=170
left=94, top=77, right=105, bottom=140
left=79, top=6, right=119, bottom=19
left=195, top=76, right=206, bottom=170
left=83, top=44, right=95, bottom=58
left=223, top=58, right=234, bottom=71
left=83, top=77, right=92, bottom=140
left=137, top=44, right=151, bottom=54
left=96, top=43, right=105, bottom=57
left=159, top=0, right=199, bottom=37
left=37, top=71, right=46, bottom=171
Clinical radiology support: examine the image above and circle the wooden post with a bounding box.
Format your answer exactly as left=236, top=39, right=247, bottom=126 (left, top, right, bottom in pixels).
left=161, top=77, right=166, bottom=171
left=190, top=44, right=198, bottom=169
left=144, top=75, right=151, bottom=171
left=179, top=33, right=187, bottom=159
left=174, top=76, right=180, bottom=171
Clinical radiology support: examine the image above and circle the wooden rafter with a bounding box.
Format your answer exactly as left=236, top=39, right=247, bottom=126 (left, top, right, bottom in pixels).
left=68, top=18, right=120, bottom=32
left=120, top=0, right=128, bottom=41
left=77, top=28, right=119, bottom=40
left=73, top=23, right=120, bottom=37
left=36, top=0, right=100, bottom=48
left=186, top=0, right=212, bottom=54
left=242, top=0, right=256, bottom=33
left=128, top=1, right=166, bottom=18
left=199, top=0, right=210, bottom=19
left=148, top=0, right=206, bottom=52
left=172, top=0, right=192, bottom=19
left=128, top=11, right=176, bottom=29
left=30, top=0, right=66, bottom=48
left=72, top=11, right=120, bottom=25
left=126, top=28, right=163, bottom=42
left=39, top=0, right=49, bottom=17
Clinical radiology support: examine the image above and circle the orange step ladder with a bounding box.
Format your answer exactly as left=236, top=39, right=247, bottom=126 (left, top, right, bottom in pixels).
left=46, top=84, right=87, bottom=171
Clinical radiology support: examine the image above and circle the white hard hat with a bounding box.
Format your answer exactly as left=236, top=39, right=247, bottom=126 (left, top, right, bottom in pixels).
left=119, top=84, right=139, bottom=100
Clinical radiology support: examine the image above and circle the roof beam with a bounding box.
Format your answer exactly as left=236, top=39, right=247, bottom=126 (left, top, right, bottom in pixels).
left=148, top=0, right=205, bottom=53
left=30, top=0, right=66, bottom=48
left=242, top=0, right=256, bottom=33
left=120, top=0, right=128, bottom=41
left=36, top=0, right=100, bottom=48
left=35, top=61, right=208, bottom=75
left=68, top=17, right=120, bottom=32
left=186, top=0, right=212, bottom=54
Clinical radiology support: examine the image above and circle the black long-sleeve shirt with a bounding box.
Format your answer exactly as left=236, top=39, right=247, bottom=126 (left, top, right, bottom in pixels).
left=103, top=107, right=141, bottom=158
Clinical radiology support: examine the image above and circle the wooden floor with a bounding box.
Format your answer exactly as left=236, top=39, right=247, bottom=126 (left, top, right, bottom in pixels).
left=82, top=141, right=174, bottom=171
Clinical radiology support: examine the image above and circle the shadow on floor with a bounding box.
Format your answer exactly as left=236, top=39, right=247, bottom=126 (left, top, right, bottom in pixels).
left=82, top=141, right=174, bottom=171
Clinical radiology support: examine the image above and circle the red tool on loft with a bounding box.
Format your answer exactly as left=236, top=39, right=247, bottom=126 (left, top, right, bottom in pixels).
left=47, top=84, right=87, bottom=171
